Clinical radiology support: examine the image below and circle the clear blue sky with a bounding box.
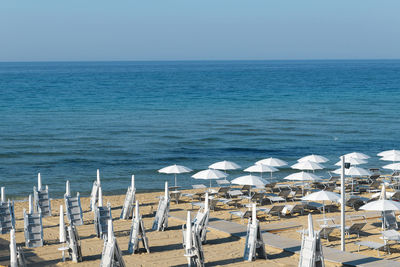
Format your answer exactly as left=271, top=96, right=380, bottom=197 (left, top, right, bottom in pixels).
left=1, top=0, right=399, bottom=61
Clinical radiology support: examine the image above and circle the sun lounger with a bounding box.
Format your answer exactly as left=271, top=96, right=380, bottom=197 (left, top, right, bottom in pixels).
left=283, top=203, right=305, bottom=216
left=259, top=205, right=285, bottom=219
left=229, top=210, right=252, bottom=222
left=65, top=193, right=83, bottom=226
left=304, top=201, right=324, bottom=213
left=227, top=190, right=243, bottom=198
left=345, top=222, right=366, bottom=238
left=381, top=229, right=400, bottom=253
left=170, top=190, right=181, bottom=204
left=0, top=200, right=15, bottom=234
left=23, top=209, right=43, bottom=248
left=356, top=241, right=386, bottom=256
left=192, top=198, right=219, bottom=211
left=33, top=185, right=51, bottom=217
left=318, top=226, right=336, bottom=241
left=120, top=185, right=135, bottom=220
left=95, top=203, right=112, bottom=239
left=382, top=210, right=398, bottom=230
left=209, top=186, right=231, bottom=198
left=66, top=225, right=83, bottom=262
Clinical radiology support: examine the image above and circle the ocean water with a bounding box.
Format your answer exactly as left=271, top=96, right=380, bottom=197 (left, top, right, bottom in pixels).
left=0, top=60, right=400, bottom=198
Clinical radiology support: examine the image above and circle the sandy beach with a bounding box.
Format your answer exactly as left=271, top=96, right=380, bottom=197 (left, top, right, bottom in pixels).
left=0, top=187, right=351, bottom=267
left=5, top=184, right=397, bottom=266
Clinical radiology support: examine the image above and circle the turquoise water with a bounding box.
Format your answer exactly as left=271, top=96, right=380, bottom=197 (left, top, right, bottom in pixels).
left=1, top=60, right=400, bottom=197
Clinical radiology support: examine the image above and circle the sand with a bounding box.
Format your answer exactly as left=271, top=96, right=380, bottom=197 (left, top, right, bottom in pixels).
left=0, top=187, right=379, bottom=267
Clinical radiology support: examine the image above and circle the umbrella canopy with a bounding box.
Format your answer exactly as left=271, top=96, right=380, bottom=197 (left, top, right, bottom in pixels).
left=371, top=191, right=395, bottom=199
left=302, top=190, right=340, bottom=219
left=344, top=152, right=370, bottom=160
left=383, top=163, right=400, bottom=171
left=334, top=158, right=367, bottom=166
left=284, top=171, right=322, bottom=181
left=231, top=175, right=269, bottom=187
left=244, top=164, right=278, bottom=178
left=346, top=166, right=371, bottom=176
left=158, top=164, right=192, bottom=174
left=209, top=160, right=241, bottom=171
left=332, top=168, right=350, bottom=175
left=158, top=164, right=193, bottom=187
left=378, top=150, right=400, bottom=157
left=380, top=154, right=400, bottom=162
left=298, top=154, right=329, bottom=163
left=302, top=190, right=340, bottom=202
left=255, top=157, right=288, bottom=167
left=359, top=199, right=400, bottom=211
left=192, top=169, right=227, bottom=187
left=192, top=169, right=227, bottom=179
left=291, top=160, right=324, bottom=171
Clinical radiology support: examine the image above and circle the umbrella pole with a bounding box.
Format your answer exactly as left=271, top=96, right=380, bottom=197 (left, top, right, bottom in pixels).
left=210, top=180, right=212, bottom=188
left=174, top=174, right=177, bottom=188
left=323, top=200, right=325, bottom=220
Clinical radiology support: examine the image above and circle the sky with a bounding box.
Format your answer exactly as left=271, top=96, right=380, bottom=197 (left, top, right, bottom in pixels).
left=1, top=0, right=400, bottom=61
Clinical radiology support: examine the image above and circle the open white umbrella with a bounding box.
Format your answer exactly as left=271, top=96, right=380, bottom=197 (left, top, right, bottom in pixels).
left=192, top=169, right=227, bottom=187
left=383, top=163, right=400, bottom=171
left=255, top=157, right=288, bottom=167
left=284, top=171, right=322, bottom=181
left=334, top=158, right=367, bottom=166
left=360, top=185, right=400, bottom=228
left=302, top=190, right=340, bottom=219
left=380, top=154, right=400, bottom=162
left=378, top=150, right=400, bottom=157
left=344, top=152, right=370, bottom=160
left=284, top=171, right=322, bottom=195
left=291, top=161, right=324, bottom=172
left=244, top=164, right=278, bottom=179
left=231, top=175, right=269, bottom=187
left=158, top=164, right=192, bottom=187
left=298, top=154, right=329, bottom=163
left=346, top=166, right=371, bottom=176
left=209, top=160, right=241, bottom=171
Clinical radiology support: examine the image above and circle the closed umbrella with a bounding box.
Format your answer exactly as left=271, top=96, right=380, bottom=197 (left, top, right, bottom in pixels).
left=298, top=154, right=329, bottom=163
left=302, top=190, right=340, bottom=219
left=244, top=164, right=278, bottom=179
left=291, top=161, right=324, bottom=172
left=255, top=157, right=288, bottom=167
left=378, top=150, right=400, bottom=157
left=344, top=152, right=370, bottom=160
left=158, top=164, right=192, bottom=188
left=192, top=169, right=227, bottom=188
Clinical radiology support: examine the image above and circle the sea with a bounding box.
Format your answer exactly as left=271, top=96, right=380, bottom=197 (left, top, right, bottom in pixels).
left=1, top=60, right=400, bottom=198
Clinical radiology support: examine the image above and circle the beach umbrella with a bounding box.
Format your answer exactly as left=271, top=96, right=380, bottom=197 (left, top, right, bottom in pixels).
left=291, top=161, right=324, bottom=172
left=298, top=154, right=329, bottom=163
left=209, top=160, right=241, bottom=171
left=192, top=169, right=227, bottom=187
left=344, top=152, right=370, bottom=160
left=346, top=166, right=371, bottom=176
left=332, top=168, right=351, bottom=175
left=378, top=150, right=400, bottom=157
left=244, top=164, right=278, bottom=179
left=334, top=158, right=367, bottom=166
left=158, top=164, right=192, bottom=188
left=284, top=171, right=322, bottom=181
left=255, top=157, right=288, bottom=167
left=302, top=190, right=340, bottom=219
left=371, top=191, right=395, bottom=199
left=380, top=154, right=400, bottom=162
left=284, top=171, right=322, bottom=195
left=383, top=163, right=400, bottom=171
left=231, top=174, right=268, bottom=197
left=231, top=175, right=269, bottom=187
left=360, top=185, right=400, bottom=228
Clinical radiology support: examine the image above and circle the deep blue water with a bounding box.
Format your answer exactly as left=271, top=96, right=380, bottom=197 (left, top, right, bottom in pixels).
left=0, top=60, right=400, bottom=198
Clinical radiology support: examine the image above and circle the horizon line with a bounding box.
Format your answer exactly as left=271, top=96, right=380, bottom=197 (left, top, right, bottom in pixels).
left=1, top=58, right=400, bottom=64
